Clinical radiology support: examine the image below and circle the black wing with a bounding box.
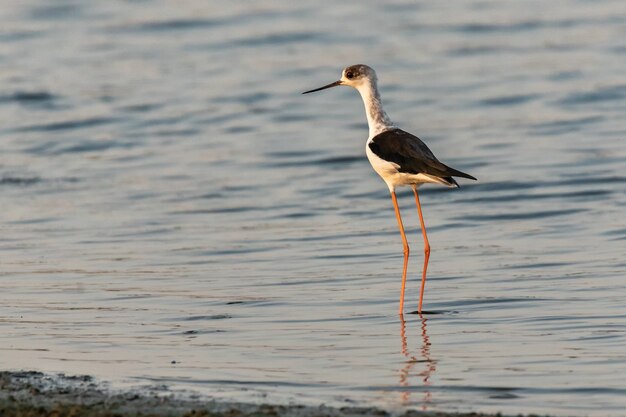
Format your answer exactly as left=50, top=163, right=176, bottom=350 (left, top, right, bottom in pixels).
left=369, top=128, right=476, bottom=181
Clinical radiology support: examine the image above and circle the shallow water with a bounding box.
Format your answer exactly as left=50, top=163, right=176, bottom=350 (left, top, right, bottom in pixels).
left=1, top=0, right=626, bottom=416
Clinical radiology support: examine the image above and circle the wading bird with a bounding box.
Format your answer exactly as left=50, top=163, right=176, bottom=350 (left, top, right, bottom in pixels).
left=303, top=64, right=476, bottom=314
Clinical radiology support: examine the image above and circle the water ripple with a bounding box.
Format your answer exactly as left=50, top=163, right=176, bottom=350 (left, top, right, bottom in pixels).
left=529, top=116, right=604, bottom=135
left=0, top=91, right=57, bottom=104
left=558, top=85, right=626, bottom=106
left=124, top=18, right=221, bottom=32
left=479, top=94, right=539, bottom=106
left=458, top=208, right=585, bottom=222
left=26, top=139, right=135, bottom=155
left=11, top=116, right=117, bottom=133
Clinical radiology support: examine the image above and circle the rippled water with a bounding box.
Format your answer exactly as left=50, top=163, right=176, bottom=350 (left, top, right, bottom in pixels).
left=1, top=1, right=626, bottom=416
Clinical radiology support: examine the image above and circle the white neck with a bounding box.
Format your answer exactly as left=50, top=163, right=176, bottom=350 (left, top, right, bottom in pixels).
left=355, top=80, right=395, bottom=138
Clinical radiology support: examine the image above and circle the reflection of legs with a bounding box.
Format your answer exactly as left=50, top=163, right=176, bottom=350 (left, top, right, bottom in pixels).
left=412, top=186, right=430, bottom=314
left=418, top=314, right=435, bottom=410
left=391, top=191, right=410, bottom=314
left=399, top=314, right=436, bottom=409
left=400, top=314, right=407, bottom=355
left=399, top=314, right=416, bottom=404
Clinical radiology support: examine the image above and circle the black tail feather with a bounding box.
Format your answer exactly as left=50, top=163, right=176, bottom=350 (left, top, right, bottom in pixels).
left=445, top=165, right=477, bottom=181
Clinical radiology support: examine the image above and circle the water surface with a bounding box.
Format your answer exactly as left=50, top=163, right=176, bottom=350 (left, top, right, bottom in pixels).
left=1, top=1, right=626, bottom=416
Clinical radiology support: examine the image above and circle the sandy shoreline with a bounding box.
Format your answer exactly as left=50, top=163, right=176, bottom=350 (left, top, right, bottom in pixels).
left=0, top=370, right=547, bottom=417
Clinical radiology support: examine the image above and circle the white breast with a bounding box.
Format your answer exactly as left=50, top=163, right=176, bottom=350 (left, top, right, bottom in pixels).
left=365, top=137, right=401, bottom=192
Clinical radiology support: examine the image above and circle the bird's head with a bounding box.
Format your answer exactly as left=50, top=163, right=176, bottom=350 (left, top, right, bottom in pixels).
left=302, top=64, right=377, bottom=94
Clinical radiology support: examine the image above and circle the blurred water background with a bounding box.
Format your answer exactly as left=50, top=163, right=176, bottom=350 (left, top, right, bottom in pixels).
left=1, top=0, right=626, bottom=415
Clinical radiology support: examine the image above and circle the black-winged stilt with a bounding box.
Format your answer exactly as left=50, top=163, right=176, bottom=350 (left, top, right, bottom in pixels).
left=303, top=64, right=476, bottom=314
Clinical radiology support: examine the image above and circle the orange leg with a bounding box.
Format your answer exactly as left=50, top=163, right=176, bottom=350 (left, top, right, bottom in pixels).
left=412, top=186, right=430, bottom=314
left=391, top=191, right=410, bottom=314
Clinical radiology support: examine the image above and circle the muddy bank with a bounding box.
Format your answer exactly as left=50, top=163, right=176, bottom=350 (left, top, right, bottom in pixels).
left=0, top=371, right=539, bottom=417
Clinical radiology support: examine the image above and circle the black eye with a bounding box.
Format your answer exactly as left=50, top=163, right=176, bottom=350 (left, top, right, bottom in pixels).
left=346, top=71, right=354, bottom=79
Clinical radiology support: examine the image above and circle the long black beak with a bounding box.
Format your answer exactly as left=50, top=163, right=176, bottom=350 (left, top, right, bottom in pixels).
left=302, top=80, right=343, bottom=94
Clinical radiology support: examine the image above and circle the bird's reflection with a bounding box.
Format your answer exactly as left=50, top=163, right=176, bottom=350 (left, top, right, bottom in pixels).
left=399, top=313, right=437, bottom=409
